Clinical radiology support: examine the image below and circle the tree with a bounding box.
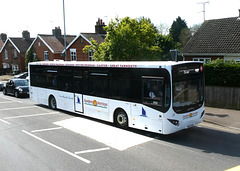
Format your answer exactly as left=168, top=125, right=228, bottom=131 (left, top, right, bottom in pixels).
left=84, top=17, right=162, bottom=61
left=25, top=46, right=39, bottom=71
left=155, top=34, right=177, bottom=60
left=179, top=27, right=192, bottom=47
left=158, top=22, right=169, bottom=35
left=190, top=23, right=202, bottom=35
left=169, top=16, right=188, bottom=43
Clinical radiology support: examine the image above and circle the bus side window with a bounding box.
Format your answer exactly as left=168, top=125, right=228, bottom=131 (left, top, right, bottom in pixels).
left=58, top=67, right=73, bottom=92
left=142, top=78, right=164, bottom=106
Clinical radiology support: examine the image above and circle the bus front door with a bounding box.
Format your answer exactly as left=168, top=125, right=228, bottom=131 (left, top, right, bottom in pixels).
left=74, top=93, right=83, bottom=113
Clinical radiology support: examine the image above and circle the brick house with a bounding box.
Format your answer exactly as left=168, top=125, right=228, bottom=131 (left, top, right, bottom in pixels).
left=0, top=31, right=33, bottom=73
left=181, top=11, right=240, bottom=63
left=28, top=27, right=76, bottom=61
left=62, top=18, right=106, bottom=61
left=0, top=33, right=7, bottom=70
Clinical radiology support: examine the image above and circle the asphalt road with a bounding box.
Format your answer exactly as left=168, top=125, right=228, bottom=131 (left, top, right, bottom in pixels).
left=0, top=93, right=239, bottom=171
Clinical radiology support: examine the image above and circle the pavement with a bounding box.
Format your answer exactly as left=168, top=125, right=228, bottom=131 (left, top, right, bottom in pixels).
left=204, top=106, right=240, bottom=131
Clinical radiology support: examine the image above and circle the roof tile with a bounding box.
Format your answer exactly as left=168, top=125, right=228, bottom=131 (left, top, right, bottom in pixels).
left=182, top=17, right=240, bottom=54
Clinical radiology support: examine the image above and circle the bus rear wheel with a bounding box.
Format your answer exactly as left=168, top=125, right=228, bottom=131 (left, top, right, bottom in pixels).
left=49, top=96, right=57, bottom=109
left=114, top=109, right=128, bottom=129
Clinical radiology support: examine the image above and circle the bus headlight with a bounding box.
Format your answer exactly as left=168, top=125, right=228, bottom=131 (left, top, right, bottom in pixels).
left=167, top=119, right=179, bottom=126
left=18, top=88, right=23, bottom=92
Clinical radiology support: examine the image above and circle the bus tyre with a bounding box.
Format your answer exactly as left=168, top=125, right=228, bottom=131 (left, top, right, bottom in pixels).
left=49, top=96, right=57, bottom=109
left=114, top=109, right=128, bottom=129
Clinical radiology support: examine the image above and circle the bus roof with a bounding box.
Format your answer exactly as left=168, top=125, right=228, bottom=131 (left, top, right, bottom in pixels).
left=29, top=60, right=202, bottom=69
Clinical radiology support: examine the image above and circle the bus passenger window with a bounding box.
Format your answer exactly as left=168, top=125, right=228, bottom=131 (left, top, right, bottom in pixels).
left=142, top=78, right=163, bottom=106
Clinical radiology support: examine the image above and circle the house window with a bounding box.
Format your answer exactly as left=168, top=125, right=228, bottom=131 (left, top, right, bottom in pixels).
left=193, top=58, right=211, bottom=64
left=44, top=51, right=49, bottom=61
left=5, top=49, right=8, bottom=59
left=70, top=49, right=77, bottom=61
left=3, top=63, right=10, bottom=69
left=38, top=42, right=41, bottom=47
left=14, top=49, right=18, bottom=58
left=33, top=52, right=37, bottom=60
left=224, top=57, right=240, bottom=63
left=12, top=64, right=19, bottom=72
left=88, top=50, right=94, bottom=61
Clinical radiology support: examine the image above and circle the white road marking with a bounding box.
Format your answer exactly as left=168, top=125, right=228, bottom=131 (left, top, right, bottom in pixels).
left=4, top=112, right=59, bottom=119
left=31, top=127, right=63, bottom=133
left=22, top=130, right=90, bottom=164
left=75, top=147, right=110, bottom=154
left=0, top=118, right=11, bottom=124
left=1, top=96, right=23, bottom=103
left=54, top=117, right=153, bottom=151
left=0, top=106, right=38, bottom=111
left=0, top=101, right=15, bottom=104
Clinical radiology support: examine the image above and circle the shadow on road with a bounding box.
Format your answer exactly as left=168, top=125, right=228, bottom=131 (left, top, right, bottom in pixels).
left=39, top=104, right=240, bottom=158
left=131, top=126, right=240, bottom=158
left=205, top=113, right=229, bottom=118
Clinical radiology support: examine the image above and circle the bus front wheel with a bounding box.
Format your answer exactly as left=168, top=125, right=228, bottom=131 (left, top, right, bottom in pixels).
left=49, top=96, right=57, bottom=109
left=114, top=109, right=128, bottom=129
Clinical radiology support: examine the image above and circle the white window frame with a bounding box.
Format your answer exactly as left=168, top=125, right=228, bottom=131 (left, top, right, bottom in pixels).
left=5, top=49, right=8, bottom=59
left=12, top=64, right=19, bottom=72
left=3, top=63, right=10, bottom=69
left=70, top=49, right=77, bottom=61
left=14, top=49, right=18, bottom=58
left=193, top=58, right=211, bottom=64
left=44, top=51, right=49, bottom=61
left=224, top=57, right=240, bottom=63
left=88, top=49, right=94, bottom=61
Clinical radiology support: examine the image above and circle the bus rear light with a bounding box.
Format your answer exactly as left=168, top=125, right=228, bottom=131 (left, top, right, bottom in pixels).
left=200, top=110, right=205, bottom=118
left=167, top=119, right=179, bottom=126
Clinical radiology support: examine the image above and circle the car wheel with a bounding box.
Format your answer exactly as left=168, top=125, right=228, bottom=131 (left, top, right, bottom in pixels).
left=3, top=89, right=7, bottom=95
left=114, top=109, right=128, bottom=129
left=14, top=91, right=19, bottom=98
left=49, top=96, right=57, bottom=109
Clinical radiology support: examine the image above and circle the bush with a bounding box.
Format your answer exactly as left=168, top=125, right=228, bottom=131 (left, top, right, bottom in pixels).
left=204, top=59, right=240, bottom=87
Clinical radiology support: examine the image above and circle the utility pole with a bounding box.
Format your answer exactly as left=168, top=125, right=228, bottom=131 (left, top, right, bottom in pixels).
left=198, top=1, right=210, bottom=21
left=63, top=0, right=67, bottom=61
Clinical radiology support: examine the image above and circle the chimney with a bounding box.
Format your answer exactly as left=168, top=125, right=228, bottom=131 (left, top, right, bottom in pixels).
left=0, top=33, right=7, bottom=42
left=52, top=26, right=62, bottom=38
left=22, top=30, right=30, bottom=40
left=95, top=18, right=107, bottom=35
left=237, top=9, right=240, bottom=20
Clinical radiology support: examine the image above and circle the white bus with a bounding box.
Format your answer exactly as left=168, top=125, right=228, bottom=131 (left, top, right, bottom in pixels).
left=28, top=61, right=205, bottom=134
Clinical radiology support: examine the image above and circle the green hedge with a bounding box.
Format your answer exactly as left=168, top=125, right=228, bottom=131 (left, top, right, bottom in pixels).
left=204, top=59, right=240, bottom=87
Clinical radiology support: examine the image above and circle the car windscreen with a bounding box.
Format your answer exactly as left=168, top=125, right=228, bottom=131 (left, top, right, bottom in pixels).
left=15, top=80, right=29, bottom=87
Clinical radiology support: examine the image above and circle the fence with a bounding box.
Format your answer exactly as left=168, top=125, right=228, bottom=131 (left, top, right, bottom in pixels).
left=205, top=86, right=240, bottom=110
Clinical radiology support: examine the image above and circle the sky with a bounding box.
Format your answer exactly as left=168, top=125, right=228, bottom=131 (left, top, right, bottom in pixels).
left=1, top=0, right=240, bottom=38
